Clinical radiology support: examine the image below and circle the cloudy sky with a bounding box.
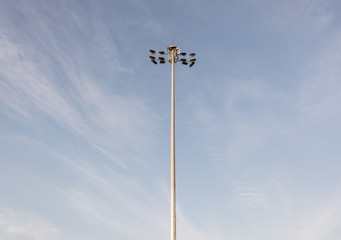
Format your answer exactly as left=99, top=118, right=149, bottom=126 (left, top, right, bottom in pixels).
left=1, top=0, right=341, bottom=240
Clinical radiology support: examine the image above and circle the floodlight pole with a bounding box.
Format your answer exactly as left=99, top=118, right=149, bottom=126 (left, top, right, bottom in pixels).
left=170, top=48, right=176, bottom=240
left=149, top=46, right=196, bottom=240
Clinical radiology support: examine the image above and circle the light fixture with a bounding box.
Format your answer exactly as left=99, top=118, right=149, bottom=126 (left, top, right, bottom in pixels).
left=180, top=52, right=186, bottom=56
left=150, top=49, right=156, bottom=54
left=159, top=51, right=165, bottom=55
left=150, top=56, right=155, bottom=60
left=189, top=53, right=195, bottom=56
left=152, top=59, right=157, bottom=64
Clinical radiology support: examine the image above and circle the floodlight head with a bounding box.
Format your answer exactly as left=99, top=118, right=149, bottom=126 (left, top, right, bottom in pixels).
left=180, top=52, right=187, bottom=56
left=189, top=53, right=195, bottom=56
left=182, top=61, right=188, bottom=65
left=190, top=62, right=195, bottom=67
left=149, top=56, right=155, bottom=60
left=159, top=57, right=165, bottom=61
left=180, top=58, right=186, bottom=62
left=150, top=49, right=156, bottom=54
left=160, top=60, right=166, bottom=64
left=152, top=60, right=157, bottom=64
left=190, top=58, right=196, bottom=62
left=159, top=51, right=165, bottom=55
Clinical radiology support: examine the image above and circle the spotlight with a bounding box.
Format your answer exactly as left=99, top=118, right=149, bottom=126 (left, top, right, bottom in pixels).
left=152, top=60, right=157, bottom=64
left=150, top=49, right=156, bottom=54
left=180, top=52, right=186, bottom=56
left=159, top=51, right=165, bottom=55
left=189, top=62, right=195, bottom=67
left=150, top=56, right=155, bottom=60
left=189, top=53, right=195, bottom=56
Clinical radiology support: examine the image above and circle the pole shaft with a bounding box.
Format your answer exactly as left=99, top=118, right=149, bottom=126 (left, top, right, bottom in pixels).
left=170, top=53, right=176, bottom=240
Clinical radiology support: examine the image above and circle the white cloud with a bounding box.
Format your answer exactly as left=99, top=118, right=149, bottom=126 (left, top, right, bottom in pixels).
left=245, top=0, right=333, bottom=36
left=0, top=209, right=60, bottom=240
left=0, top=1, right=156, bottom=167
left=232, top=181, right=268, bottom=208
left=297, top=32, right=341, bottom=124
left=0, top=31, right=86, bottom=131
left=273, top=195, right=341, bottom=240
left=61, top=156, right=169, bottom=239
left=62, top=155, right=227, bottom=240
left=177, top=207, right=224, bottom=240
left=296, top=199, right=341, bottom=240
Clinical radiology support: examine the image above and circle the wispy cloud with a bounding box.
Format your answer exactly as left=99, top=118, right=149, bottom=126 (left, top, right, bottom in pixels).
left=62, top=156, right=169, bottom=240
left=61, top=155, right=227, bottom=240
left=295, top=198, right=341, bottom=240
left=232, top=181, right=268, bottom=208
left=0, top=209, right=60, bottom=240
left=177, top=207, right=225, bottom=240
left=298, top=32, right=341, bottom=124
left=272, top=194, right=341, bottom=240
left=245, top=0, right=333, bottom=36
left=0, top=0, right=156, bottom=167
left=0, top=30, right=85, bottom=131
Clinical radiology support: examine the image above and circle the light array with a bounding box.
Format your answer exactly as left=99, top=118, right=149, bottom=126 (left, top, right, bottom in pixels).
left=149, top=46, right=196, bottom=67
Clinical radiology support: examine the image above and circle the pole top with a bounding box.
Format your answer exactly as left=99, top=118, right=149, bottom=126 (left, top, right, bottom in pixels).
left=149, top=46, right=196, bottom=67
left=168, top=45, right=178, bottom=51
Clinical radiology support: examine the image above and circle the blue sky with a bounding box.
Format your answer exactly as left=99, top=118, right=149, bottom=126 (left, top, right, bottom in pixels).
left=1, top=0, right=341, bottom=239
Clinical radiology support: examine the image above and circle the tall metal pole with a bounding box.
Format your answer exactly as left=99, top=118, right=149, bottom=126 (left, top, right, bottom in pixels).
left=148, top=46, right=196, bottom=240
left=170, top=51, right=176, bottom=240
